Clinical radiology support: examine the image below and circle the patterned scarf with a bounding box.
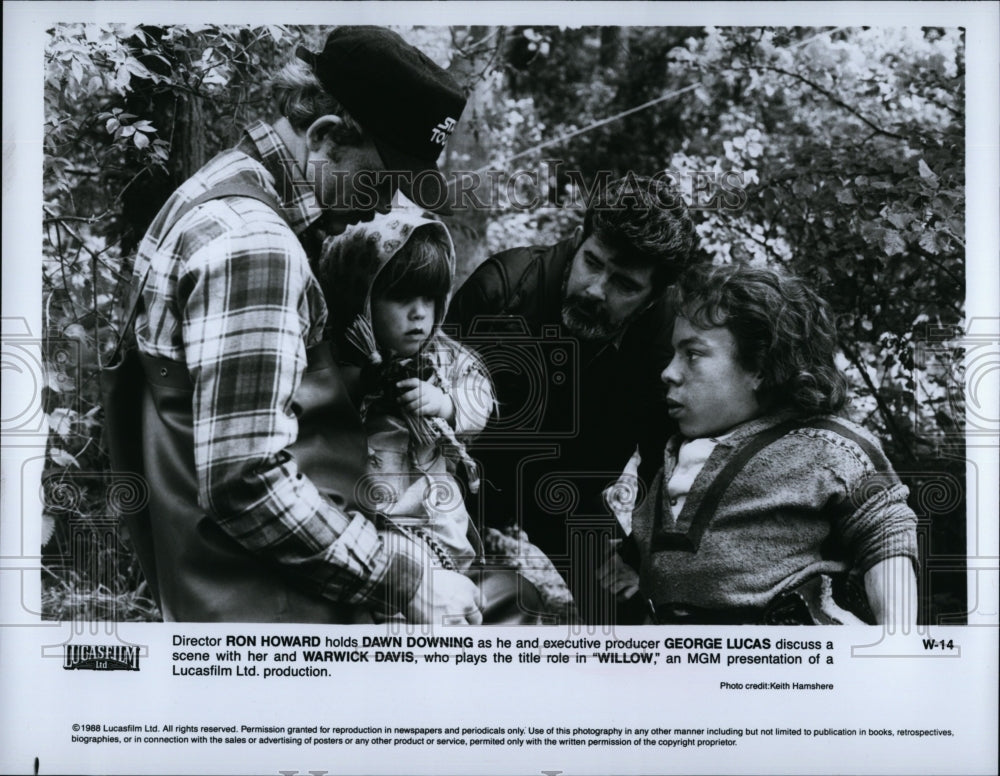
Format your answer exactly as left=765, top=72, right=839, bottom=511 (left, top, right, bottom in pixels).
left=347, top=316, right=481, bottom=492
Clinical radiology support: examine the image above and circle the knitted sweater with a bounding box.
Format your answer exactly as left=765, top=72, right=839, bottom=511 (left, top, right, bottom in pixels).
left=631, top=411, right=918, bottom=611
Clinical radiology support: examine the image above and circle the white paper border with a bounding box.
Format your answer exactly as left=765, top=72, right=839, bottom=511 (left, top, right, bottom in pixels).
left=3, top=3, right=997, bottom=775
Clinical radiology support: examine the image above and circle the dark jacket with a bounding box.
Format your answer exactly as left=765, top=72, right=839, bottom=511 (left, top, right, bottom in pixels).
left=445, top=236, right=676, bottom=573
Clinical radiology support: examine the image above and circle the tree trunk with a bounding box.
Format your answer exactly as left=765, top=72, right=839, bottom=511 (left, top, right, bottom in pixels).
left=120, top=30, right=208, bottom=253
left=443, top=26, right=504, bottom=286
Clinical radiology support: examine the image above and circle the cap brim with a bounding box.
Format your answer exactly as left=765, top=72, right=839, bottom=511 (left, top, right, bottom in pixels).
left=372, top=138, right=453, bottom=216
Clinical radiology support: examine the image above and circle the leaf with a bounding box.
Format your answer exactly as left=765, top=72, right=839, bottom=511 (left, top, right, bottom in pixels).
left=141, top=50, right=173, bottom=69
left=45, top=370, right=68, bottom=393
left=70, top=56, right=84, bottom=84
left=792, top=179, right=816, bottom=197
left=114, top=66, right=131, bottom=92
left=881, top=229, right=907, bottom=257
left=41, top=511, right=58, bottom=546
left=80, top=405, right=104, bottom=429
left=918, top=158, right=938, bottom=181
left=123, top=57, right=155, bottom=81
left=49, top=448, right=80, bottom=468
left=918, top=230, right=940, bottom=255
left=105, top=117, right=120, bottom=134
left=886, top=210, right=913, bottom=229
left=835, top=188, right=858, bottom=205
left=859, top=221, right=883, bottom=245
left=47, top=408, right=77, bottom=438
left=134, top=132, right=150, bottom=149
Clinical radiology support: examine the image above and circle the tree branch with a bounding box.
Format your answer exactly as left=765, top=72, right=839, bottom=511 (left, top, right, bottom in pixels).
left=737, top=63, right=909, bottom=142
left=840, top=338, right=915, bottom=462
left=42, top=207, right=131, bottom=285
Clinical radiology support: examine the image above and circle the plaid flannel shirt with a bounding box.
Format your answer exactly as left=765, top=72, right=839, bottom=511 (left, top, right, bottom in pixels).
left=133, top=121, right=422, bottom=613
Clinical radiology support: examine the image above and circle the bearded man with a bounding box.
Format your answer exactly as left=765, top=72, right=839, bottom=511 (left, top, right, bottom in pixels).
left=445, top=175, right=698, bottom=623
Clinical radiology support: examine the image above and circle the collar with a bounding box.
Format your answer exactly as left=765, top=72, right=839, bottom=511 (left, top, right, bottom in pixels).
left=674, top=408, right=803, bottom=450
left=609, top=319, right=630, bottom=350
left=546, top=234, right=582, bottom=322
left=242, top=121, right=325, bottom=236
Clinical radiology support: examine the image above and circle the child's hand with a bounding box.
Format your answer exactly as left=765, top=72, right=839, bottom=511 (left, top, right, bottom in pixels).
left=396, top=378, right=455, bottom=421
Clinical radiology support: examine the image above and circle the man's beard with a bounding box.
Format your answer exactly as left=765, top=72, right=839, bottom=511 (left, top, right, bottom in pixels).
left=560, top=295, right=621, bottom=342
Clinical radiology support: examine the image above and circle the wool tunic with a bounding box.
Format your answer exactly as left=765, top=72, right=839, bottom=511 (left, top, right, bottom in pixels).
left=631, top=411, right=918, bottom=612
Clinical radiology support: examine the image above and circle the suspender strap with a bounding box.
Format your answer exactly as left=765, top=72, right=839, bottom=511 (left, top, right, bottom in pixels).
left=651, top=416, right=888, bottom=554
left=651, top=418, right=805, bottom=553
left=801, top=417, right=895, bottom=476
left=109, top=182, right=285, bottom=365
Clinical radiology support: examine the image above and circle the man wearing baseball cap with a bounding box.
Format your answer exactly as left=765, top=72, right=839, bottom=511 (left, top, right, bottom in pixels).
left=124, top=27, right=476, bottom=623
left=296, top=25, right=465, bottom=213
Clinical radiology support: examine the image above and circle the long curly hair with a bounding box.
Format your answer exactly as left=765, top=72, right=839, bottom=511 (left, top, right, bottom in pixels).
left=669, top=263, right=848, bottom=416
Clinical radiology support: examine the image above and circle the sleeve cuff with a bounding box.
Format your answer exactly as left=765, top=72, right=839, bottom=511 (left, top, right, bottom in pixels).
left=841, top=482, right=919, bottom=574
left=349, top=526, right=426, bottom=617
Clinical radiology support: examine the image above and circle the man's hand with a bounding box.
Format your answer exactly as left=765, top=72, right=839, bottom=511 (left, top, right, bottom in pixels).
left=397, top=378, right=455, bottom=421
left=404, top=568, right=483, bottom=625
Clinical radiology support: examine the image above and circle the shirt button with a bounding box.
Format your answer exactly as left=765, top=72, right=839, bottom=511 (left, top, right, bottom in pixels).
left=669, top=497, right=678, bottom=506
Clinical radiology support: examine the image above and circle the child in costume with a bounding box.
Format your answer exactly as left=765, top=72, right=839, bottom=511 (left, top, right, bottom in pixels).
left=318, top=212, right=494, bottom=572
left=620, top=263, right=918, bottom=625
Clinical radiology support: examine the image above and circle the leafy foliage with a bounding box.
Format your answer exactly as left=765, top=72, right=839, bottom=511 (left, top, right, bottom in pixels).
left=496, top=26, right=966, bottom=621
left=664, top=27, right=965, bottom=464
left=42, top=23, right=301, bottom=620
left=41, top=24, right=966, bottom=622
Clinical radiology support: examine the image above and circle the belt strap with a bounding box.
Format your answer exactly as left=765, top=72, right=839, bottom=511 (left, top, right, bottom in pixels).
left=646, top=600, right=764, bottom=625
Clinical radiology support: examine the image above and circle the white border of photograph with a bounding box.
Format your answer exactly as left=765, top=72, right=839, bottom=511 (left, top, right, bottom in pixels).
left=3, top=3, right=997, bottom=775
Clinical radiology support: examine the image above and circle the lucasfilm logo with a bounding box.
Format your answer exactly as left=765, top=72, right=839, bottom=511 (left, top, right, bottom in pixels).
left=64, top=644, right=140, bottom=672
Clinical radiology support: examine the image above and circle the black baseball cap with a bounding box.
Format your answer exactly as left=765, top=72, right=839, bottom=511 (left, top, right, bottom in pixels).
left=296, top=26, right=466, bottom=214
